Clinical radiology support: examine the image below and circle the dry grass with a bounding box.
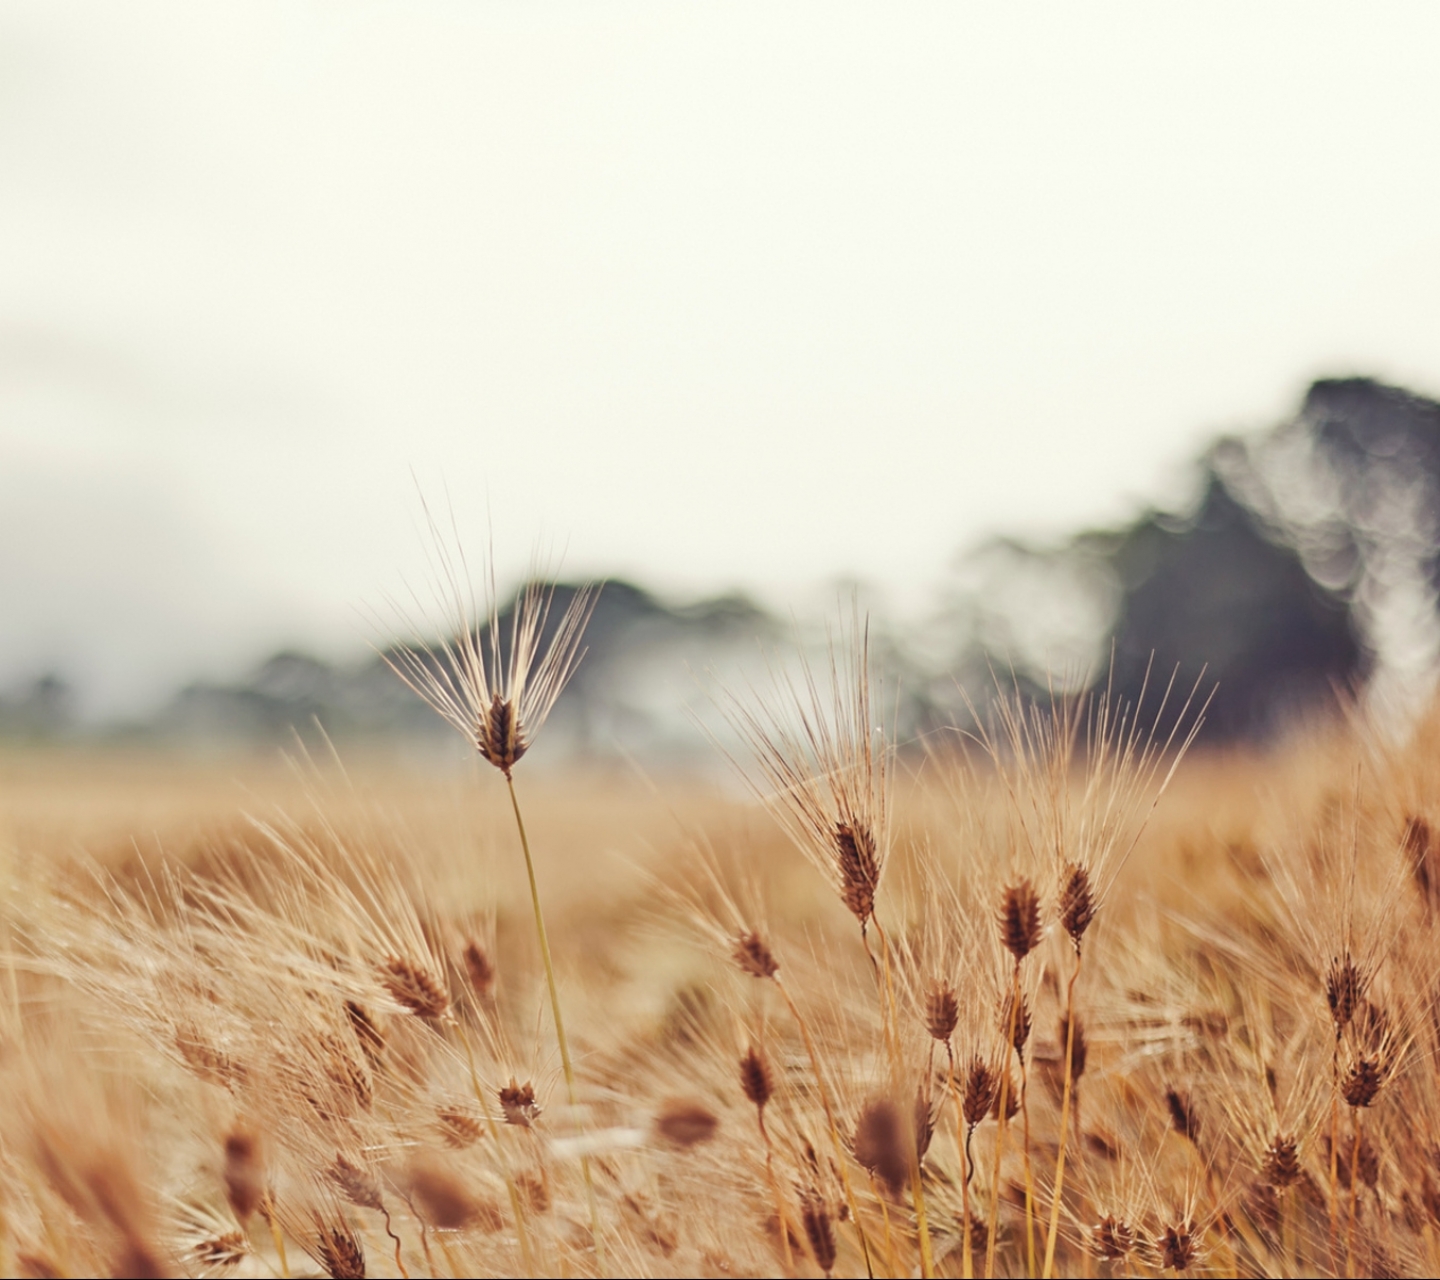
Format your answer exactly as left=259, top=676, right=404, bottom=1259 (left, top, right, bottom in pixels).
left=6, top=669, right=1440, bottom=1277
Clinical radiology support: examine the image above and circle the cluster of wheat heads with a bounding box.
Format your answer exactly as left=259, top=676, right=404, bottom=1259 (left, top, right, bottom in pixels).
left=9, top=581, right=1440, bottom=1278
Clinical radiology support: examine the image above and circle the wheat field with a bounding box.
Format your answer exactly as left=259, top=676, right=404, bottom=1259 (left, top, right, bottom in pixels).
left=3, top=612, right=1440, bottom=1278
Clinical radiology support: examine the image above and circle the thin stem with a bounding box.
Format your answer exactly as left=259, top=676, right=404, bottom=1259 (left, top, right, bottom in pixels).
left=875, top=1177, right=901, bottom=1279
left=1020, top=1060, right=1036, bottom=1279
left=776, top=976, right=876, bottom=1279
left=1280, top=1183, right=1293, bottom=1279
left=945, top=1041, right=975, bottom=1280
left=379, top=1207, right=409, bottom=1280
left=1345, top=1111, right=1362, bottom=1278
left=871, top=918, right=932, bottom=1278
left=1328, top=1046, right=1341, bottom=1271
left=263, top=1193, right=289, bottom=1280
left=1042, top=950, right=1084, bottom=1278
left=505, top=774, right=603, bottom=1269
left=758, top=1108, right=795, bottom=1276
left=984, top=1071, right=1008, bottom=1280
left=986, top=962, right=1022, bottom=1280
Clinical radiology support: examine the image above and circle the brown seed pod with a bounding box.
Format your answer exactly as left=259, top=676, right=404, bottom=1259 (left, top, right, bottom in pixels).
left=853, top=1097, right=910, bottom=1197
left=517, top=1170, right=550, bottom=1214
left=1342, top=1057, right=1382, bottom=1108
left=328, top=1154, right=384, bottom=1212
left=1326, top=954, right=1363, bottom=1034
left=222, top=1129, right=264, bottom=1225
left=834, top=819, right=880, bottom=924
left=739, top=1045, right=772, bottom=1110
left=925, top=982, right=959, bottom=1042
left=378, top=956, right=449, bottom=1020
left=1000, top=880, right=1042, bottom=962
left=315, top=1221, right=366, bottom=1280
left=1404, top=815, right=1438, bottom=908
left=655, top=1098, right=720, bottom=1148
left=1165, top=1087, right=1200, bottom=1145
left=499, top=1079, right=542, bottom=1127
left=436, top=1104, right=485, bottom=1148
left=1263, top=1134, right=1301, bottom=1188
left=1092, top=1215, right=1135, bottom=1259
left=962, top=1057, right=998, bottom=1128
left=320, top=1035, right=373, bottom=1111
left=192, top=1232, right=249, bottom=1269
left=1000, top=989, right=1032, bottom=1054
left=1059, top=862, right=1097, bottom=946
left=1158, top=1221, right=1196, bottom=1271
left=478, top=692, right=527, bottom=775
left=408, top=1157, right=503, bottom=1232
left=463, top=940, right=496, bottom=1000
left=967, top=1215, right=989, bottom=1258
left=801, top=1190, right=837, bottom=1277
left=732, top=931, right=780, bottom=980
left=343, top=1001, right=385, bottom=1065
left=991, top=1071, right=1020, bottom=1122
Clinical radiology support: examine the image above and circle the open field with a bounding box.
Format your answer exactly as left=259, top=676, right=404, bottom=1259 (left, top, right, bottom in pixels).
left=2, top=688, right=1439, bottom=1278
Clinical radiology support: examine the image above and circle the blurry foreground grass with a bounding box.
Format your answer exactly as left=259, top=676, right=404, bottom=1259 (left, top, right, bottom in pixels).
left=1, top=699, right=1438, bottom=1278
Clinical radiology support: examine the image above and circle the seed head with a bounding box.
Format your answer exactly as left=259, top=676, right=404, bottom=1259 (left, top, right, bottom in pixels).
left=1405, top=815, right=1438, bottom=908
left=1342, top=1057, right=1382, bottom=1108
left=1092, top=1215, right=1135, bottom=1260
left=222, top=1129, right=264, bottom=1225
left=383, top=563, right=596, bottom=779
left=834, top=819, right=880, bottom=924
left=1059, top=862, right=1096, bottom=946
left=462, top=940, right=496, bottom=1000
left=328, top=1154, right=384, bottom=1212
left=655, top=1099, right=720, bottom=1148
left=343, top=1001, right=385, bottom=1065
left=801, top=1191, right=837, bottom=1277
left=315, top=1222, right=366, bottom=1280
left=1165, top=1088, right=1200, bottom=1145
left=732, top=931, right=779, bottom=980
left=1000, top=989, right=1032, bottom=1054
left=853, top=1097, right=910, bottom=1197
left=436, top=1105, right=485, bottom=1148
left=962, top=1057, right=998, bottom=1128
left=1262, top=1134, right=1301, bottom=1187
left=378, top=956, right=449, bottom=1020
left=408, top=1157, right=501, bottom=1231
left=739, top=1045, right=772, bottom=1110
left=499, top=1079, right=541, bottom=1127
left=1326, top=954, right=1364, bottom=1033
left=478, top=693, right=526, bottom=774
left=1158, top=1221, right=1196, bottom=1271
left=925, top=982, right=959, bottom=1042
left=1000, top=880, right=1042, bottom=962
left=968, top=1215, right=989, bottom=1258
left=192, top=1233, right=249, bottom=1269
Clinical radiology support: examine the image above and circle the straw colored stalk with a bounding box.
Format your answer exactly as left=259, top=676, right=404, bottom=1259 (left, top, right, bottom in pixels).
left=1041, top=861, right=1096, bottom=1279
left=380, top=533, right=600, bottom=1256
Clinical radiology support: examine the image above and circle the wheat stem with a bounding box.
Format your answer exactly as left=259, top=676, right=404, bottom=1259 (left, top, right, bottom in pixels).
left=1042, top=951, right=1083, bottom=1278
left=505, top=774, right=602, bottom=1269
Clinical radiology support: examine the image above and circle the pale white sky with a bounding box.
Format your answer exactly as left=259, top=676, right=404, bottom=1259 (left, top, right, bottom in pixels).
left=3, top=3, right=1440, bottom=715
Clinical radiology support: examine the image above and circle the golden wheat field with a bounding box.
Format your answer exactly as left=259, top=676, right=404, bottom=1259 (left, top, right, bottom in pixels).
left=5, top=611, right=1440, bottom=1280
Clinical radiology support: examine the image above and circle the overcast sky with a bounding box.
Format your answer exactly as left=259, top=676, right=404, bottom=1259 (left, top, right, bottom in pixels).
left=4, top=3, right=1440, bottom=716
